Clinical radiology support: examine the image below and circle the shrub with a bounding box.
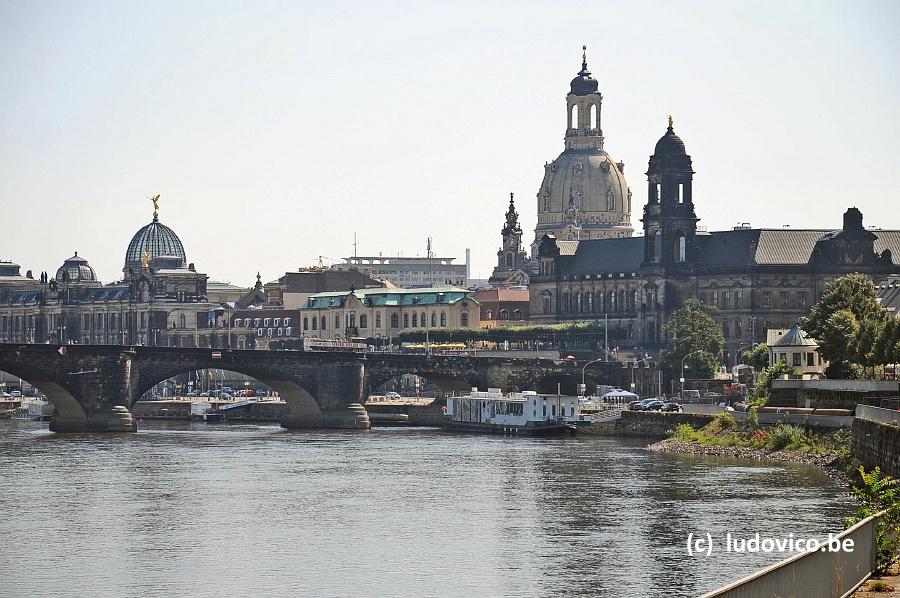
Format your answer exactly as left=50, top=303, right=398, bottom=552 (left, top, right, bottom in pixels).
left=845, top=467, right=900, bottom=576
left=767, top=424, right=806, bottom=451
left=715, top=412, right=735, bottom=429
left=748, top=406, right=760, bottom=431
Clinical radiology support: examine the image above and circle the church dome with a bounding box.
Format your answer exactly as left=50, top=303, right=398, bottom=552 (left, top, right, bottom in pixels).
left=55, top=252, right=98, bottom=283
left=124, top=215, right=187, bottom=271
left=653, top=123, right=687, bottom=158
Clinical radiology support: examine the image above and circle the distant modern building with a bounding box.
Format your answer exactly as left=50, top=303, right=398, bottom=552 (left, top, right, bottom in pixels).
left=333, top=243, right=468, bottom=289
left=299, top=286, right=479, bottom=340
left=264, top=268, right=387, bottom=309
left=474, top=288, right=529, bottom=325
left=0, top=203, right=218, bottom=347
left=488, top=193, right=530, bottom=288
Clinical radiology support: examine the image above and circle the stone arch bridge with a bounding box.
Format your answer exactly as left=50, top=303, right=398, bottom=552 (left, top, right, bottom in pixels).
left=0, top=344, right=614, bottom=433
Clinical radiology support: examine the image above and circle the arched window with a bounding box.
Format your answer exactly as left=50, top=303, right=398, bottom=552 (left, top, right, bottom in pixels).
left=505, top=253, right=513, bottom=268
left=412, top=312, right=418, bottom=327
left=653, top=232, right=662, bottom=262
left=335, top=314, right=341, bottom=329
left=675, top=233, right=686, bottom=262
left=610, top=291, right=617, bottom=312
left=575, top=293, right=583, bottom=313
left=500, top=309, right=509, bottom=320
left=512, top=309, right=522, bottom=320
left=590, top=104, right=597, bottom=130
left=179, top=313, right=186, bottom=329
left=403, top=313, right=409, bottom=328
left=618, top=290, right=626, bottom=312
left=440, top=312, right=447, bottom=327
left=360, top=314, right=368, bottom=328
left=486, top=309, right=493, bottom=320
left=321, top=316, right=326, bottom=330
left=586, top=291, right=594, bottom=313
left=390, top=314, right=399, bottom=329
left=375, top=313, right=382, bottom=328
left=570, top=104, right=578, bottom=129
left=349, top=312, right=356, bottom=328
left=421, top=312, right=425, bottom=327
left=461, top=313, right=469, bottom=327
left=541, top=291, right=552, bottom=315
left=431, top=313, right=437, bottom=327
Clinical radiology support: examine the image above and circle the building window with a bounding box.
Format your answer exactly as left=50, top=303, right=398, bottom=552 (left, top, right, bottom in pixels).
left=303, top=317, right=309, bottom=330
left=321, top=316, right=326, bottom=331
left=390, top=314, right=399, bottom=328
left=360, top=314, right=368, bottom=328
left=375, top=313, right=382, bottom=328
left=780, top=291, right=789, bottom=308
left=698, top=292, right=706, bottom=305
left=793, top=352, right=802, bottom=366
left=735, top=319, right=742, bottom=338
left=486, top=309, right=493, bottom=320
left=277, top=327, right=283, bottom=336
left=676, top=234, right=686, bottom=262
left=440, top=312, right=447, bottom=327
left=274, top=318, right=281, bottom=326
left=542, top=293, right=552, bottom=315
left=586, top=291, right=594, bottom=312
left=561, top=292, right=569, bottom=314
left=798, top=291, right=808, bottom=308
left=806, top=352, right=815, bottom=367
left=722, top=321, right=730, bottom=338
left=711, top=291, right=719, bottom=306
left=513, top=309, right=522, bottom=320
left=335, top=314, right=340, bottom=329
left=763, top=291, right=771, bottom=307
left=283, top=318, right=291, bottom=327
left=244, top=318, right=251, bottom=327
left=500, top=309, right=509, bottom=320
left=735, top=291, right=743, bottom=308
left=461, top=313, right=469, bottom=327
left=264, top=318, right=270, bottom=327
left=722, top=291, right=730, bottom=309
left=403, top=313, right=409, bottom=328
left=311, top=317, right=317, bottom=330
left=285, top=327, right=292, bottom=336
left=431, top=313, right=437, bottom=327
left=412, top=313, right=418, bottom=327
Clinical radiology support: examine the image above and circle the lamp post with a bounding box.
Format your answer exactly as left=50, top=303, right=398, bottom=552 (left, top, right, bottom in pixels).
left=581, top=358, right=604, bottom=397
left=681, top=349, right=704, bottom=399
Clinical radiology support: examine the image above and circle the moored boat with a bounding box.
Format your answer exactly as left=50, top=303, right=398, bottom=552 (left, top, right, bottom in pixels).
left=443, top=388, right=579, bottom=436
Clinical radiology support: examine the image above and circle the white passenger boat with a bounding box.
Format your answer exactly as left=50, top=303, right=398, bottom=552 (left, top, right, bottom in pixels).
left=443, top=388, right=580, bottom=436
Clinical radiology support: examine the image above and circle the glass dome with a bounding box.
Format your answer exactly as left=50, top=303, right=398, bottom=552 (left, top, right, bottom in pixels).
left=55, top=252, right=98, bottom=283
left=124, top=216, right=187, bottom=271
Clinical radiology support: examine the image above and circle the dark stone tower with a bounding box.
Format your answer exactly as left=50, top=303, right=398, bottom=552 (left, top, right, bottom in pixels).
left=489, top=193, right=530, bottom=287
left=641, top=117, right=699, bottom=267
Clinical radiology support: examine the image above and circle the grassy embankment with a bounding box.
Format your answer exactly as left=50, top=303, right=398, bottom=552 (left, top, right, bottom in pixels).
left=659, top=411, right=852, bottom=465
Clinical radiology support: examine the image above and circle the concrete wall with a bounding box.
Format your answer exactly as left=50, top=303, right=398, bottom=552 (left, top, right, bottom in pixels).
left=770, top=379, right=899, bottom=410
left=852, top=410, right=900, bottom=478
left=615, top=410, right=716, bottom=438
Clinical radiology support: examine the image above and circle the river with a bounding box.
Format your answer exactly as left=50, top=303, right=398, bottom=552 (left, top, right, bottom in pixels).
left=0, top=420, right=855, bottom=597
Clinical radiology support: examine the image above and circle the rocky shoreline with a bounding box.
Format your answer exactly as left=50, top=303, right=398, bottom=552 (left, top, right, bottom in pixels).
left=648, top=438, right=849, bottom=475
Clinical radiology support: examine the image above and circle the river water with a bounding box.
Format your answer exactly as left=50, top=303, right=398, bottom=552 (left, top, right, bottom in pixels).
left=0, top=420, right=854, bottom=598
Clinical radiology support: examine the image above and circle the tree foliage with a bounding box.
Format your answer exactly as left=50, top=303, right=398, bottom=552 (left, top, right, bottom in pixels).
left=845, top=466, right=900, bottom=576
left=751, top=360, right=800, bottom=404
left=742, top=343, right=769, bottom=371
left=662, top=299, right=724, bottom=378
left=801, top=274, right=896, bottom=378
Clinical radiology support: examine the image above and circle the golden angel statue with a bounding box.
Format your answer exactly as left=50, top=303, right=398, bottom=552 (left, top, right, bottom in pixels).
left=141, top=250, right=151, bottom=268
left=148, top=194, right=160, bottom=218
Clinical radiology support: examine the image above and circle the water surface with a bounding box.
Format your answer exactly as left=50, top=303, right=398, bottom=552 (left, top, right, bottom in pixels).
left=0, top=420, right=854, bottom=597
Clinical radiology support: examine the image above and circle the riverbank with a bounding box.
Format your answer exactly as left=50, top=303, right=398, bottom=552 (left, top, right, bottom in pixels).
left=647, top=412, right=853, bottom=472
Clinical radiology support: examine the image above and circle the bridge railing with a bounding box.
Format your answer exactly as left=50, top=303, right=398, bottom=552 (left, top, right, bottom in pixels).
left=700, top=512, right=881, bottom=598
left=856, top=404, right=900, bottom=425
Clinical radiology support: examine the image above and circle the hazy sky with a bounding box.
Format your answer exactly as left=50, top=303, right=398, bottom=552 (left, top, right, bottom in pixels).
left=2, top=1, right=899, bottom=284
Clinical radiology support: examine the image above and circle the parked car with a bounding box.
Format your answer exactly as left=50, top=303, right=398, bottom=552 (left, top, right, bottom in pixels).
left=643, top=399, right=666, bottom=411
left=634, top=398, right=658, bottom=411
left=626, top=400, right=642, bottom=410
left=682, top=389, right=701, bottom=401
left=385, top=391, right=402, bottom=400
left=10, top=391, right=22, bottom=397
left=662, top=402, right=682, bottom=413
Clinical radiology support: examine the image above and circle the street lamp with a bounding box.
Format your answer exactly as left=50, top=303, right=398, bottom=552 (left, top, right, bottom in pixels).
left=581, top=358, right=604, bottom=397
left=681, top=349, right=705, bottom=399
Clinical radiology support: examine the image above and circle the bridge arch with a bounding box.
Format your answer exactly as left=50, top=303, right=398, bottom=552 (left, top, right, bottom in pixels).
left=0, top=367, right=87, bottom=423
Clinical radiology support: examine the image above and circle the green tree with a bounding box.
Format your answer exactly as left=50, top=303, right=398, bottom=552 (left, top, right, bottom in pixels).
left=845, top=467, right=900, bottom=576
left=751, top=360, right=800, bottom=404
left=742, top=343, right=769, bottom=371
left=662, top=299, right=724, bottom=378
left=801, top=274, right=893, bottom=378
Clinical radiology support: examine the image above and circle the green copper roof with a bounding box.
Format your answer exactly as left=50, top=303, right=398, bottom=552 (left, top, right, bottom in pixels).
left=301, top=286, right=475, bottom=310
left=772, top=325, right=818, bottom=347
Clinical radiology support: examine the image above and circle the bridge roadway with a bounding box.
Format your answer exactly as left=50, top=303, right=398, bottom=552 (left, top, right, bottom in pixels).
left=0, top=344, right=594, bottom=433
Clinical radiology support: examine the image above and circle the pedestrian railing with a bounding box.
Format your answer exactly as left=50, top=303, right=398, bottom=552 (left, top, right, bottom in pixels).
left=700, top=512, right=881, bottom=598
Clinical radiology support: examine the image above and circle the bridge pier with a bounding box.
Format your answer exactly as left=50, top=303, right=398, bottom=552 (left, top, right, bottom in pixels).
left=281, top=402, right=370, bottom=430
left=49, top=406, right=137, bottom=433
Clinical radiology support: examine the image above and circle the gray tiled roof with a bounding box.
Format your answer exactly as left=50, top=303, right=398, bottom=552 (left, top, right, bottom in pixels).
left=561, top=237, right=644, bottom=273
left=874, top=232, right=900, bottom=265
left=877, top=275, right=900, bottom=313
left=755, top=230, right=830, bottom=264
left=556, top=241, right=580, bottom=256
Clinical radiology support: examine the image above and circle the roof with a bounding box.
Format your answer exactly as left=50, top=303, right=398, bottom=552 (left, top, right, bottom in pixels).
left=771, top=326, right=818, bottom=347
left=562, top=237, right=644, bottom=274
left=275, top=270, right=386, bottom=294
left=474, top=288, right=530, bottom=303
left=877, top=275, right=900, bottom=313
left=302, top=286, right=475, bottom=310
left=2, top=290, right=40, bottom=304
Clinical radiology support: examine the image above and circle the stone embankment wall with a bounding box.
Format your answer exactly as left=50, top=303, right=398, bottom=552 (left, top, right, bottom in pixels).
left=852, top=418, right=900, bottom=477
left=614, top=411, right=715, bottom=438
